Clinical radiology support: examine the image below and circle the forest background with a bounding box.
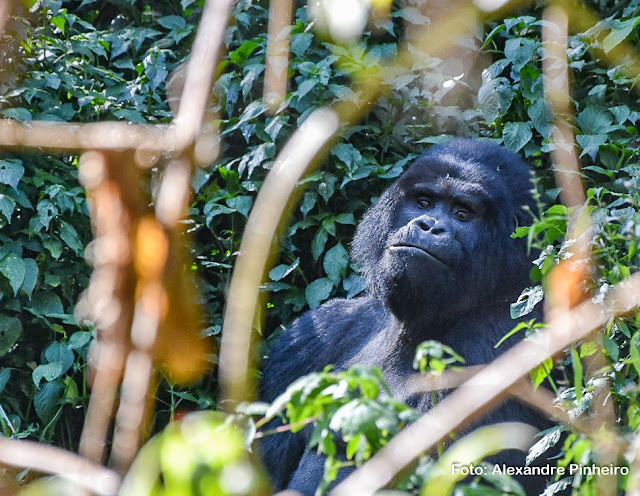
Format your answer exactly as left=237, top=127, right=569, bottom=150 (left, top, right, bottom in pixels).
left=1, top=0, right=640, bottom=494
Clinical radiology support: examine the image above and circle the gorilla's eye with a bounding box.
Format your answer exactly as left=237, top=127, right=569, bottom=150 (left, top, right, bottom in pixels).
left=455, top=209, right=471, bottom=221
left=417, top=197, right=431, bottom=208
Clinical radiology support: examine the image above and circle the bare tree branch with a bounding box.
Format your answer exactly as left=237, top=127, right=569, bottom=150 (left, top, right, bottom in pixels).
left=0, top=438, right=121, bottom=496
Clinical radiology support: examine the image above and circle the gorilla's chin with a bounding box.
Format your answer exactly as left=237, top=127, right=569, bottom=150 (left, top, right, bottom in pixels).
left=379, top=249, right=459, bottom=329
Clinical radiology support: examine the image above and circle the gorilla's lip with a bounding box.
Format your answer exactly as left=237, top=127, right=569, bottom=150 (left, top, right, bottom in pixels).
left=389, top=243, right=449, bottom=266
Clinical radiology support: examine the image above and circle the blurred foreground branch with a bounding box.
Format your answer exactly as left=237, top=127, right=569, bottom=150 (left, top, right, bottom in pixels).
left=0, top=438, right=121, bottom=496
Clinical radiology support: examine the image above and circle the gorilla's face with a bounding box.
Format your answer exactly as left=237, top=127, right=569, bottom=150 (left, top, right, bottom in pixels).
left=351, top=140, right=535, bottom=332
left=380, top=162, right=501, bottom=321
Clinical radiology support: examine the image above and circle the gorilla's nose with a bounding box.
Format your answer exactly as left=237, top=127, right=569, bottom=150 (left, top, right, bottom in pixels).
left=410, top=214, right=445, bottom=235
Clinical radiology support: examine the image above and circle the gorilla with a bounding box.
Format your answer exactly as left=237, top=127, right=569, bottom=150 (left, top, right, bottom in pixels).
left=261, top=139, right=548, bottom=495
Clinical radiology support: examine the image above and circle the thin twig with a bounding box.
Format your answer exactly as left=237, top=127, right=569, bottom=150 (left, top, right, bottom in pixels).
left=0, top=438, right=121, bottom=496
left=264, top=0, right=293, bottom=112
left=0, top=120, right=170, bottom=152
left=171, top=0, right=234, bottom=152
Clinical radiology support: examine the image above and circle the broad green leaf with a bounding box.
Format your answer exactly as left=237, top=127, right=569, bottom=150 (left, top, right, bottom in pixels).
left=332, top=143, right=362, bottom=171
left=0, top=159, right=25, bottom=190
left=323, top=243, right=349, bottom=286
left=59, top=220, right=83, bottom=254
left=0, top=316, right=21, bottom=356
left=577, top=106, right=615, bottom=135
left=69, top=331, right=93, bottom=351
left=527, top=99, right=552, bottom=139
left=1, top=108, right=32, bottom=123
left=312, top=228, right=328, bottom=261
left=269, top=258, right=300, bottom=281
left=143, top=49, right=168, bottom=91
left=296, top=79, right=317, bottom=100
left=44, top=342, right=75, bottom=375
left=306, top=278, right=333, bottom=309
left=0, top=368, right=10, bottom=394
left=50, top=15, right=66, bottom=33
left=31, top=292, right=65, bottom=316
left=602, top=17, right=640, bottom=53
left=0, top=194, right=16, bottom=222
left=20, top=258, right=38, bottom=298
left=226, top=195, right=253, bottom=217
left=0, top=253, right=26, bottom=297
left=43, top=239, right=63, bottom=259
left=33, top=362, right=64, bottom=387
left=34, top=381, right=64, bottom=424
left=504, top=37, right=537, bottom=71
left=502, top=122, right=532, bottom=152
left=157, top=15, right=186, bottom=30
left=478, top=77, right=514, bottom=124
left=510, top=286, right=544, bottom=318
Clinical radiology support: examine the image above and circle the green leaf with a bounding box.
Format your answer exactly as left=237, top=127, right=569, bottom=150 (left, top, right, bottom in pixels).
left=37, top=200, right=57, bottom=230
left=43, top=239, right=63, bottom=259
left=1, top=108, right=32, bottom=123
left=296, top=79, right=317, bottom=99
left=602, top=17, right=640, bottom=53
left=143, top=49, right=168, bottom=91
left=502, top=122, right=532, bottom=152
left=510, top=286, right=544, bottom=318
left=478, top=78, right=514, bottom=124
left=20, top=258, right=38, bottom=298
left=0, top=253, right=26, bottom=297
left=44, top=342, right=75, bottom=375
left=0, top=316, right=21, bottom=357
left=69, top=331, right=93, bottom=351
left=504, top=37, right=537, bottom=71
left=59, top=220, right=83, bottom=254
left=332, top=143, right=362, bottom=172
left=34, top=381, right=64, bottom=424
left=530, top=357, right=553, bottom=388
left=157, top=15, right=186, bottom=30
left=33, top=362, right=64, bottom=387
left=312, top=228, right=328, bottom=261
left=0, top=159, right=25, bottom=190
left=31, top=292, right=65, bottom=316
left=527, top=99, right=552, bottom=139
left=323, top=243, right=349, bottom=286
left=0, top=368, right=10, bottom=394
left=226, top=195, right=253, bottom=217
left=51, top=15, right=66, bottom=33
left=577, top=106, right=615, bottom=135
left=269, top=258, right=300, bottom=281
left=229, top=39, right=260, bottom=65
left=306, top=278, right=333, bottom=309
left=0, top=194, right=16, bottom=222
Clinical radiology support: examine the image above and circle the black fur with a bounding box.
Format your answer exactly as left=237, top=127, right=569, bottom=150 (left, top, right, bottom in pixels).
left=260, top=139, right=547, bottom=495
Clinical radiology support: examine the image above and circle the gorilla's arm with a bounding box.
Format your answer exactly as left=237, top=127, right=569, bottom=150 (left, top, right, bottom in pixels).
left=260, top=297, right=378, bottom=490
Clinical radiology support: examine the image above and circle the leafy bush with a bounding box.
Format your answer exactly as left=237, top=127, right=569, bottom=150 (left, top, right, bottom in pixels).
left=2, top=0, right=640, bottom=494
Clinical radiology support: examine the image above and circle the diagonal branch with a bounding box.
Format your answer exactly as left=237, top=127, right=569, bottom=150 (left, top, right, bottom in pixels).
left=330, top=272, right=640, bottom=496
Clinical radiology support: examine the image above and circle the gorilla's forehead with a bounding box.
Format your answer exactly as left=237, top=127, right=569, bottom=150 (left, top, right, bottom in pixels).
left=399, top=153, right=506, bottom=201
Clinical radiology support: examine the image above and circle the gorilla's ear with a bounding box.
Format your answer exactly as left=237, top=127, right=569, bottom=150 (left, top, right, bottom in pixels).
left=512, top=215, right=519, bottom=231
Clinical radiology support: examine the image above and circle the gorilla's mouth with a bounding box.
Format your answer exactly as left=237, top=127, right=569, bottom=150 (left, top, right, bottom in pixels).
left=389, top=243, right=449, bottom=266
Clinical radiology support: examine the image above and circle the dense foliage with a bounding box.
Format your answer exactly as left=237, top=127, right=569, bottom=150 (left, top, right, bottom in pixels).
left=1, top=0, right=640, bottom=494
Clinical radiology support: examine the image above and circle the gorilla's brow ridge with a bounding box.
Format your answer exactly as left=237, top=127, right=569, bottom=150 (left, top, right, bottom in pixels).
left=408, top=179, right=493, bottom=203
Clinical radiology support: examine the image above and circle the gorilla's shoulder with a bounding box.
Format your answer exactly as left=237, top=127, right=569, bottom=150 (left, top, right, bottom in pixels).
left=261, top=296, right=386, bottom=402
left=289, top=295, right=385, bottom=341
